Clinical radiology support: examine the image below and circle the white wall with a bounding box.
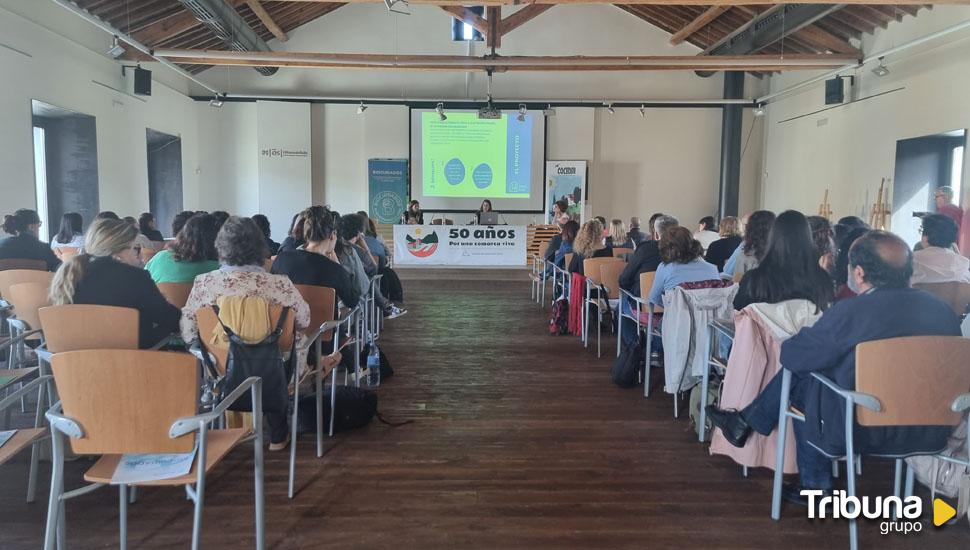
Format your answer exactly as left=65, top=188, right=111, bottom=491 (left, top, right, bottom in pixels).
left=0, top=2, right=202, bottom=220
left=760, top=6, right=970, bottom=230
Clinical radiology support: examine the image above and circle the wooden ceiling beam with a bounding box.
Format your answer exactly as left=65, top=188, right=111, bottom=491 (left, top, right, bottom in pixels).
left=245, top=0, right=289, bottom=42
left=500, top=4, right=554, bottom=36
left=669, top=6, right=729, bottom=45
left=486, top=6, right=502, bottom=49
left=439, top=6, right=490, bottom=36
left=277, top=0, right=966, bottom=5
left=793, top=24, right=861, bottom=54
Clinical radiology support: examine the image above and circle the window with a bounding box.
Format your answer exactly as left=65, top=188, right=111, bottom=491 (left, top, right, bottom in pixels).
left=32, top=126, right=49, bottom=242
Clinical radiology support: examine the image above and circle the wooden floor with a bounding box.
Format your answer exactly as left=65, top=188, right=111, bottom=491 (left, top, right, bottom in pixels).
left=2, top=274, right=967, bottom=548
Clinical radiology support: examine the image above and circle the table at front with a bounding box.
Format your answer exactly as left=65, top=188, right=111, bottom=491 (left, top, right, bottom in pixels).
left=392, top=224, right=527, bottom=267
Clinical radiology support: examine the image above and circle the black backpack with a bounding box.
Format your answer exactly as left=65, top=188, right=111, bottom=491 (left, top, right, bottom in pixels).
left=549, top=297, right=569, bottom=336
left=611, top=334, right=645, bottom=388
left=202, top=306, right=293, bottom=415
left=297, top=386, right=378, bottom=433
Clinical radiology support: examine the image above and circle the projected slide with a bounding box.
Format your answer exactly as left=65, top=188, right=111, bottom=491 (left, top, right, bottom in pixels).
left=421, top=112, right=533, bottom=199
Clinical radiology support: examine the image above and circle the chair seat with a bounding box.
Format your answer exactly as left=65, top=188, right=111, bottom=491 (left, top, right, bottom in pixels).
left=83, top=428, right=251, bottom=486
left=0, top=367, right=38, bottom=390
left=0, top=427, right=46, bottom=466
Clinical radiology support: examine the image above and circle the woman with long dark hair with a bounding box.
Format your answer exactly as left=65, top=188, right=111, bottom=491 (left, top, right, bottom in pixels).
left=732, top=210, right=776, bottom=278
left=51, top=212, right=84, bottom=249
left=145, top=213, right=220, bottom=283
left=833, top=226, right=870, bottom=300
left=733, top=210, right=835, bottom=311
left=0, top=209, right=60, bottom=270
left=476, top=199, right=494, bottom=224
left=139, top=212, right=164, bottom=242
left=554, top=220, right=580, bottom=268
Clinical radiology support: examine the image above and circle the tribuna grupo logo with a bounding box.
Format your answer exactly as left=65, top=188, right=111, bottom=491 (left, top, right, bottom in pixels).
left=802, top=489, right=959, bottom=535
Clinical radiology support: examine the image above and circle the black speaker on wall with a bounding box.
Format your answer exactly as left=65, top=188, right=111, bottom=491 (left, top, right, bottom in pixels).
left=134, top=67, right=152, bottom=96
left=824, top=77, right=844, bottom=105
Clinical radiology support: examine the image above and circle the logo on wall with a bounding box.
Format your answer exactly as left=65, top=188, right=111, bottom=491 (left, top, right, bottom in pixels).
left=405, top=228, right=439, bottom=258
left=260, top=148, right=309, bottom=158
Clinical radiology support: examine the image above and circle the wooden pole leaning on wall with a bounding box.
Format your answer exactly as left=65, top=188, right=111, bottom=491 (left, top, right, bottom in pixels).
left=818, top=189, right=833, bottom=221
left=868, top=178, right=891, bottom=230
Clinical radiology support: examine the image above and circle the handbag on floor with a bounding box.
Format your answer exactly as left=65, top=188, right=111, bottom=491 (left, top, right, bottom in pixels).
left=549, top=296, right=569, bottom=336
left=612, top=334, right=644, bottom=388
left=297, top=386, right=378, bottom=433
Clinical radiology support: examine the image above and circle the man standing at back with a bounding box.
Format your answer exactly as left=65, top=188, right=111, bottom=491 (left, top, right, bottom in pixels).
left=707, top=231, right=960, bottom=501
left=627, top=217, right=647, bottom=246
left=617, top=215, right=678, bottom=344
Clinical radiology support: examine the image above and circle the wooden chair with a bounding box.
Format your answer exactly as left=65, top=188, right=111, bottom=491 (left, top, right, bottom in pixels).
left=294, top=285, right=345, bottom=455
left=53, top=247, right=80, bottom=261
left=581, top=257, right=622, bottom=349
left=0, top=259, right=47, bottom=272
left=44, top=350, right=264, bottom=550
left=6, top=282, right=51, bottom=345
left=139, top=247, right=159, bottom=265
left=38, top=305, right=139, bottom=353
left=587, top=259, right=625, bottom=358
left=0, top=375, right=52, bottom=504
left=157, top=282, right=193, bottom=309
left=913, top=281, right=970, bottom=316
left=771, top=336, right=970, bottom=550
left=612, top=247, right=634, bottom=258
left=0, top=269, right=54, bottom=301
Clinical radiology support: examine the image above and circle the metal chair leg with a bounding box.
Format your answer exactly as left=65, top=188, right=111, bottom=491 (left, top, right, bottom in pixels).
left=288, top=372, right=299, bottom=499
left=43, top=433, right=64, bottom=550
left=119, top=485, right=128, bottom=550
left=316, top=340, right=325, bottom=458
left=771, top=370, right=792, bottom=521
left=329, top=369, right=337, bottom=437
left=191, top=429, right=208, bottom=550
left=844, top=401, right=859, bottom=550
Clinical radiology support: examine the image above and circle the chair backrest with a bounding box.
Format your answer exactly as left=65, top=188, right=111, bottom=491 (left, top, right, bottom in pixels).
left=0, top=259, right=47, bottom=273
left=51, top=349, right=198, bottom=454
left=0, top=269, right=54, bottom=300
left=598, top=261, right=626, bottom=300
left=54, top=247, right=80, bottom=261
left=6, top=282, right=51, bottom=332
left=613, top=247, right=633, bottom=258
left=38, top=305, right=140, bottom=353
left=583, top=257, right=621, bottom=284
left=564, top=253, right=574, bottom=270
left=639, top=271, right=662, bottom=312
left=855, top=336, right=970, bottom=427
left=140, top=248, right=158, bottom=264
left=156, top=282, right=192, bottom=309
left=262, top=257, right=274, bottom=272
left=196, top=303, right=295, bottom=375
left=913, top=282, right=970, bottom=316
left=294, top=284, right=336, bottom=342
left=430, top=218, right=443, bottom=225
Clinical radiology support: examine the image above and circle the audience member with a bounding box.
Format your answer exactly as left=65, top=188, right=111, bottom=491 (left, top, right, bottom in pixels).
left=553, top=220, right=579, bottom=268
left=833, top=227, right=870, bottom=300
left=627, top=217, right=647, bottom=246
left=211, top=211, right=230, bottom=231
left=402, top=200, right=424, bottom=225
left=252, top=214, right=281, bottom=256
left=912, top=213, right=970, bottom=284
left=145, top=213, right=220, bottom=284
left=271, top=206, right=360, bottom=308
left=727, top=210, right=775, bottom=278
left=359, top=214, right=389, bottom=267
left=807, top=215, right=836, bottom=274
left=708, top=231, right=960, bottom=501
left=567, top=219, right=612, bottom=275
left=647, top=226, right=719, bottom=305
left=543, top=218, right=565, bottom=262
left=693, top=216, right=720, bottom=251
left=733, top=211, right=834, bottom=311
left=139, top=212, right=164, bottom=241
left=50, top=212, right=84, bottom=250
left=915, top=186, right=963, bottom=231
left=339, top=213, right=405, bottom=318
left=95, top=211, right=119, bottom=221
left=704, top=216, right=742, bottom=272
left=833, top=216, right=869, bottom=252
left=171, top=210, right=195, bottom=238
left=552, top=199, right=568, bottom=222
left=645, top=213, right=665, bottom=241
left=181, top=216, right=310, bottom=450
left=123, top=216, right=153, bottom=252
left=606, top=219, right=631, bottom=249
left=49, top=218, right=179, bottom=348
left=0, top=209, right=60, bottom=271
left=620, top=215, right=678, bottom=296
left=279, top=212, right=307, bottom=253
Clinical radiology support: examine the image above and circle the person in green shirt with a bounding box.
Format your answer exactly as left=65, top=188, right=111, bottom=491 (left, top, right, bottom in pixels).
left=145, top=213, right=220, bottom=283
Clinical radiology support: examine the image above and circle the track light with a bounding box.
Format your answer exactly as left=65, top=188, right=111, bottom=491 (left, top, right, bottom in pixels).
left=436, top=102, right=447, bottom=121
left=753, top=106, right=766, bottom=117
left=209, top=95, right=224, bottom=108
left=639, top=104, right=646, bottom=118
left=606, top=103, right=615, bottom=115
left=872, top=57, right=890, bottom=77
left=107, top=35, right=125, bottom=59
left=357, top=101, right=367, bottom=115
left=543, top=104, right=556, bottom=116
left=517, top=103, right=527, bottom=122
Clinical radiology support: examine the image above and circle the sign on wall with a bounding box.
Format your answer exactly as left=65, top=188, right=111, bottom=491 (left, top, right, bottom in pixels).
left=393, top=224, right=526, bottom=266
left=545, top=160, right=587, bottom=224
left=257, top=101, right=311, bottom=242
left=368, top=158, right=408, bottom=224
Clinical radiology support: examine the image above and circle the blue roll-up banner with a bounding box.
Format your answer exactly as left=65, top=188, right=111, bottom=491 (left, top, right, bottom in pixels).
left=368, top=159, right=409, bottom=224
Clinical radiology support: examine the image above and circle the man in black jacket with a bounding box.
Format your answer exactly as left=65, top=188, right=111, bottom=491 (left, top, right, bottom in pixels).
left=618, top=215, right=678, bottom=344
left=707, top=231, right=961, bottom=502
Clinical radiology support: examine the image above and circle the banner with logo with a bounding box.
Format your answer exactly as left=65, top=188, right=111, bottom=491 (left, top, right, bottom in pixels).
left=257, top=101, right=311, bottom=242
left=545, top=160, right=587, bottom=224
left=368, top=159, right=408, bottom=224
left=393, top=225, right=526, bottom=266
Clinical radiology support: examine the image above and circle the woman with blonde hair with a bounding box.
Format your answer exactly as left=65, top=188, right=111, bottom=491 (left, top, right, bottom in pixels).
left=49, top=218, right=180, bottom=348
left=704, top=216, right=743, bottom=272
left=606, top=219, right=632, bottom=249
left=567, top=218, right=613, bottom=275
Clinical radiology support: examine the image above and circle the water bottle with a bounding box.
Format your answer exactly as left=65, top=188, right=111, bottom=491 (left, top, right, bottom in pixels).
left=366, top=336, right=381, bottom=387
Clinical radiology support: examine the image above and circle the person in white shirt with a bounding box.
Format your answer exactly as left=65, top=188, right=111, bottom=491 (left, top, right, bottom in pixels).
left=693, top=216, right=721, bottom=251
left=50, top=212, right=85, bottom=250
left=912, top=213, right=970, bottom=284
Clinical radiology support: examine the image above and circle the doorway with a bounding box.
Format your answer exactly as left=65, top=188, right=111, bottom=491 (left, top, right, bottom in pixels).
left=891, top=129, right=966, bottom=248
left=31, top=100, right=99, bottom=242
left=146, top=129, right=183, bottom=238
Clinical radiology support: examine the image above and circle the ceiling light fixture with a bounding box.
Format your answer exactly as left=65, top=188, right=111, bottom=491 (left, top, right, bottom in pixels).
left=872, top=57, right=890, bottom=77
left=107, top=35, right=125, bottom=59
left=639, top=104, right=646, bottom=118
left=753, top=106, right=766, bottom=117
left=436, top=102, right=447, bottom=121
left=209, top=94, right=224, bottom=108
left=543, top=104, right=556, bottom=116
left=517, top=103, right=527, bottom=122
left=606, top=103, right=615, bottom=115
left=357, top=101, right=367, bottom=114
left=382, top=0, right=410, bottom=15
